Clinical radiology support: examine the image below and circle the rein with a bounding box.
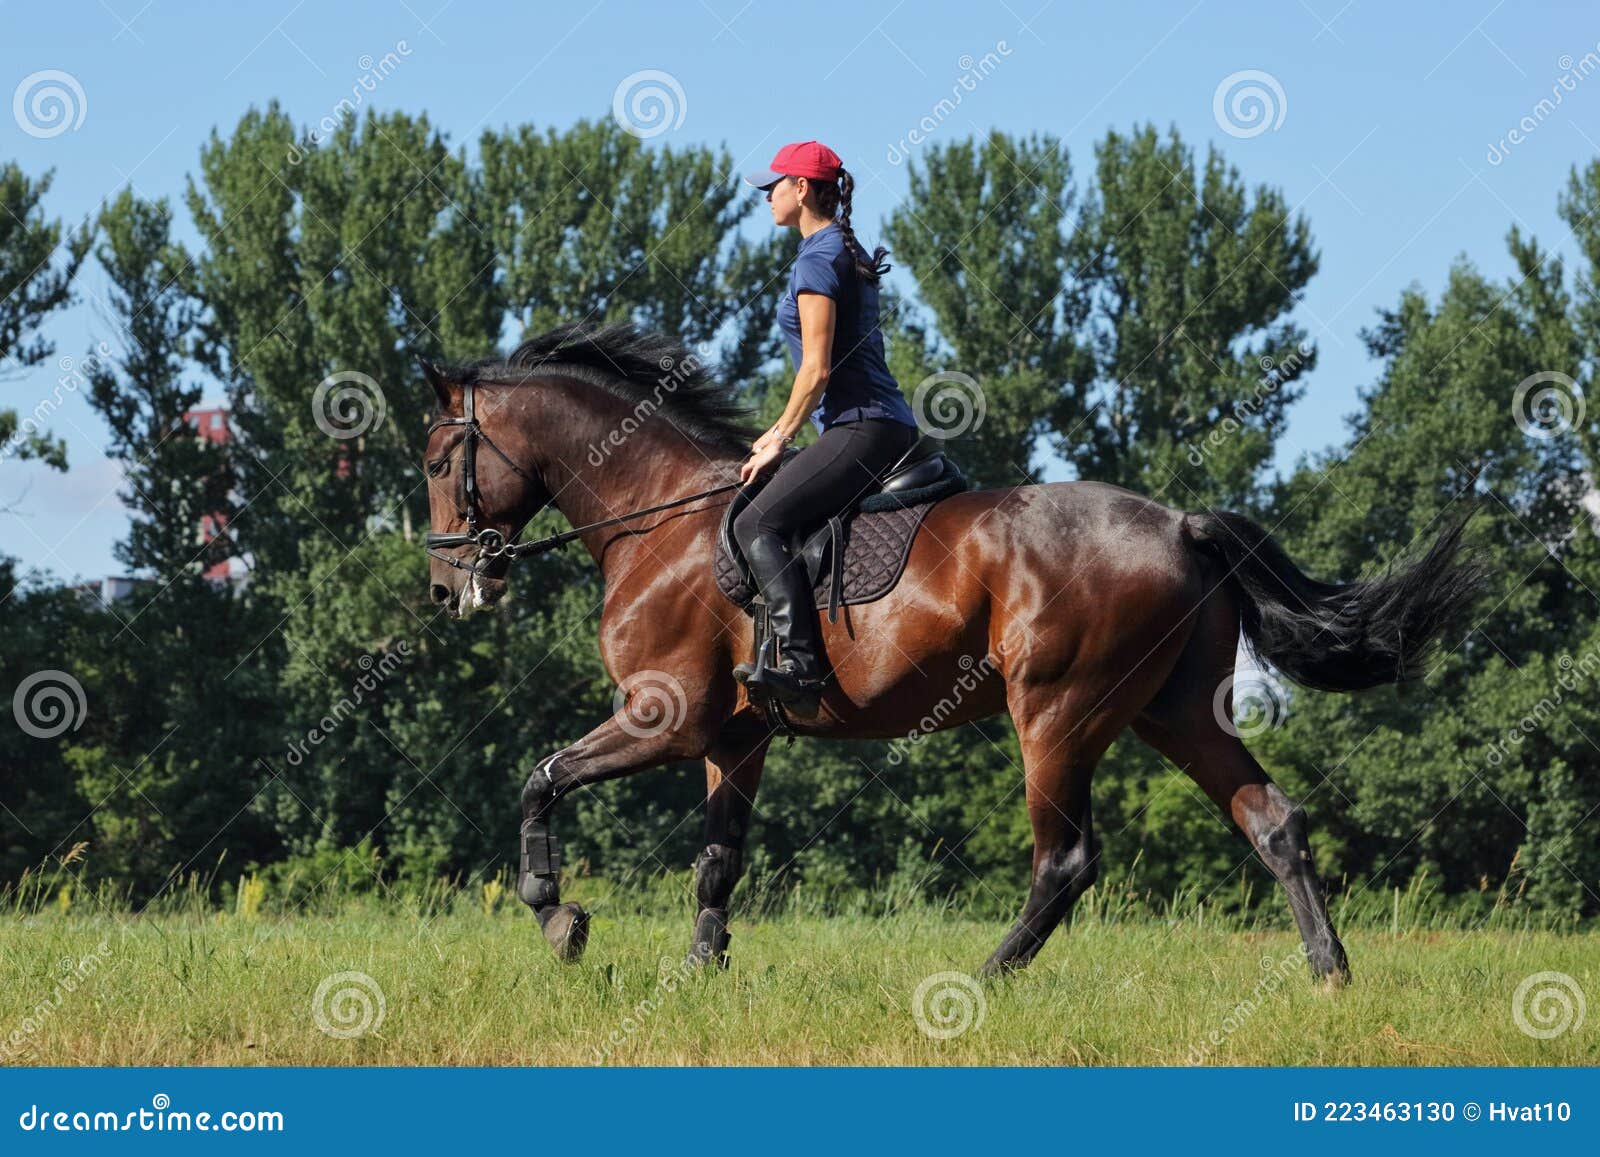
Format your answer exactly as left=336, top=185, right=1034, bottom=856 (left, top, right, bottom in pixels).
left=424, top=380, right=741, bottom=575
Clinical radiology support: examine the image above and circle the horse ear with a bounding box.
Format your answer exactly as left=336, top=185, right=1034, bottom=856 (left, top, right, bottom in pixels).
left=415, top=353, right=454, bottom=410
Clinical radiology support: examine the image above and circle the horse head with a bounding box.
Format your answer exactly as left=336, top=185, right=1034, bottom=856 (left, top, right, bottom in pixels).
left=420, top=356, right=552, bottom=618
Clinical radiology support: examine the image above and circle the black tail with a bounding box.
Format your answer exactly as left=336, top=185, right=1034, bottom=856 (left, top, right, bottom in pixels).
left=1181, top=508, right=1488, bottom=692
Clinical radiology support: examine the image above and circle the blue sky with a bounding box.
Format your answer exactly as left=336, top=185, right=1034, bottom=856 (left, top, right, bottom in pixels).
left=5, top=0, right=1599, bottom=581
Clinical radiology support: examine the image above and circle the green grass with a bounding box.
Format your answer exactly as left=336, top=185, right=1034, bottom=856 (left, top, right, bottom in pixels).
left=1, top=876, right=1595, bottom=1066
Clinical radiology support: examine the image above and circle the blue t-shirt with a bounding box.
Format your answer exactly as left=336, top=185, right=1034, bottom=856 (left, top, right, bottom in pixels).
left=777, top=223, right=918, bottom=433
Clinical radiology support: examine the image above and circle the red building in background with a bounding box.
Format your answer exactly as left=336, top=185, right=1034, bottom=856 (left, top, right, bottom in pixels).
left=182, top=405, right=242, bottom=585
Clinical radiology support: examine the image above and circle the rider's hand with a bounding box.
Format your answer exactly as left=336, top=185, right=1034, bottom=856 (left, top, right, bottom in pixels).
left=740, top=441, right=783, bottom=486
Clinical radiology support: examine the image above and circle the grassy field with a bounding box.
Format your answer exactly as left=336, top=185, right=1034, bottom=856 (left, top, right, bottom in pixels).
left=2, top=878, right=1595, bottom=1066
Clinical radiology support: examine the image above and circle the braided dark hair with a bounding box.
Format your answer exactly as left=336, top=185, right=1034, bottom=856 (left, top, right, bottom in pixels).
left=812, top=167, right=890, bottom=283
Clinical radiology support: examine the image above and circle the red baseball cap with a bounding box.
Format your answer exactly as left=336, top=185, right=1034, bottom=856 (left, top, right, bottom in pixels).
left=744, top=140, right=843, bottom=188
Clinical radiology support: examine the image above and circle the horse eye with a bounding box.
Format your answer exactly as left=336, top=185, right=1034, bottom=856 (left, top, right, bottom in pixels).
left=427, top=458, right=449, bottom=478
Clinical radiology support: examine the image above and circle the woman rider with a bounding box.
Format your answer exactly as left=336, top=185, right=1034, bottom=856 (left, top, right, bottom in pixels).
left=732, top=140, right=920, bottom=710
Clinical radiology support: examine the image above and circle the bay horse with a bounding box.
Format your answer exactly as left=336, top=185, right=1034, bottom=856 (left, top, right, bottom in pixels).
left=419, top=323, right=1483, bottom=982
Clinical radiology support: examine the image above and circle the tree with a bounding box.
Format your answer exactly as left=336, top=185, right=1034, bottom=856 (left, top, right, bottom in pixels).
left=0, top=162, right=91, bottom=473
left=884, top=132, right=1086, bottom=487
left=1264, top=223, right=1596, bottom=910
left=1070, top=125, right=1318, bottom=510
left=65, top=189, right=279, bottom=893
left=182, top=106, right=788, bottom=883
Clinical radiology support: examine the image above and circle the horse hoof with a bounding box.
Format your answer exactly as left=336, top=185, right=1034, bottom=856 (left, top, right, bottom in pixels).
left=539, top=903, right=589, bottom=962
left=682, top=944, right=729, bottom=971
left=1313, top=964, right=1352, bottom=990
left=977, top=957, right=1023, bottom=980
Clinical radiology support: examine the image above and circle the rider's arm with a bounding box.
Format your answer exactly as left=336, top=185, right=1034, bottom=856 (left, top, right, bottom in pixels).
left=768, top=291, right=835, bottom=443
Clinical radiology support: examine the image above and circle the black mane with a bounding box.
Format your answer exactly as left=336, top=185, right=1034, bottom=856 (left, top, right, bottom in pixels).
left=461, top=323, right=762, bottom=453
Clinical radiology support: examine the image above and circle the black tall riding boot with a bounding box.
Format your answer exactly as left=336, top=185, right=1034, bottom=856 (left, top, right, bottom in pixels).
left=733, top=531, right=826, bottom=710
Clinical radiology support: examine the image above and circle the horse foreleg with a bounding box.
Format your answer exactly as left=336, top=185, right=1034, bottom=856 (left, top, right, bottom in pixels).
left=685, top=716, right=772, bottom=969
left=520, top=706, right=711, bottom=963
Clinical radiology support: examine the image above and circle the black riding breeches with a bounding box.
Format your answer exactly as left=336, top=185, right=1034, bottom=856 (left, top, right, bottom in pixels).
left=732, top=417, right=919, bottom=553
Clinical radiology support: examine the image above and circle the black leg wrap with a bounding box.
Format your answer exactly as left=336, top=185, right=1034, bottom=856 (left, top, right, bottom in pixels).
left=518, top=816, right=562, bottom=909
left=694, top=844, right=744, bottom=908
left=686, top=844, right=743, bottom=968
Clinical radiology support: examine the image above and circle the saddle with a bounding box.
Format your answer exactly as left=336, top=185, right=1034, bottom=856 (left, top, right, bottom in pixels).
left=713, top=436, right=968, bottom=623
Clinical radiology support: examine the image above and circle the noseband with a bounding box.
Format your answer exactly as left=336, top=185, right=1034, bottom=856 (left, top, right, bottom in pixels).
left=424, top=380, right=544, bottom=577
left=424, top=378, right=743, bottom=577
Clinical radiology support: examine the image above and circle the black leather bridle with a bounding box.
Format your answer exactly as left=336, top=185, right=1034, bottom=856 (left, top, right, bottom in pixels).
left=424, top=379, right=741, bottom=577
left=424, top=380, right=546, bottom=577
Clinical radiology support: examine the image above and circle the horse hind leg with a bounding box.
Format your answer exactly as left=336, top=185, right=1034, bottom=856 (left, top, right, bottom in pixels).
left=685, top=717, right=771, bottom=969
left=1132, top=592, right=1350, bottom=983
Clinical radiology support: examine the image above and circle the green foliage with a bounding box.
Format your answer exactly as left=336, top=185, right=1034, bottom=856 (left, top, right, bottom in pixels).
left=0, top=162, right=91, bottom=469
left=2, top=110, right=1596, bottom=928
left=884, top=131, right=1086, bottom=486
